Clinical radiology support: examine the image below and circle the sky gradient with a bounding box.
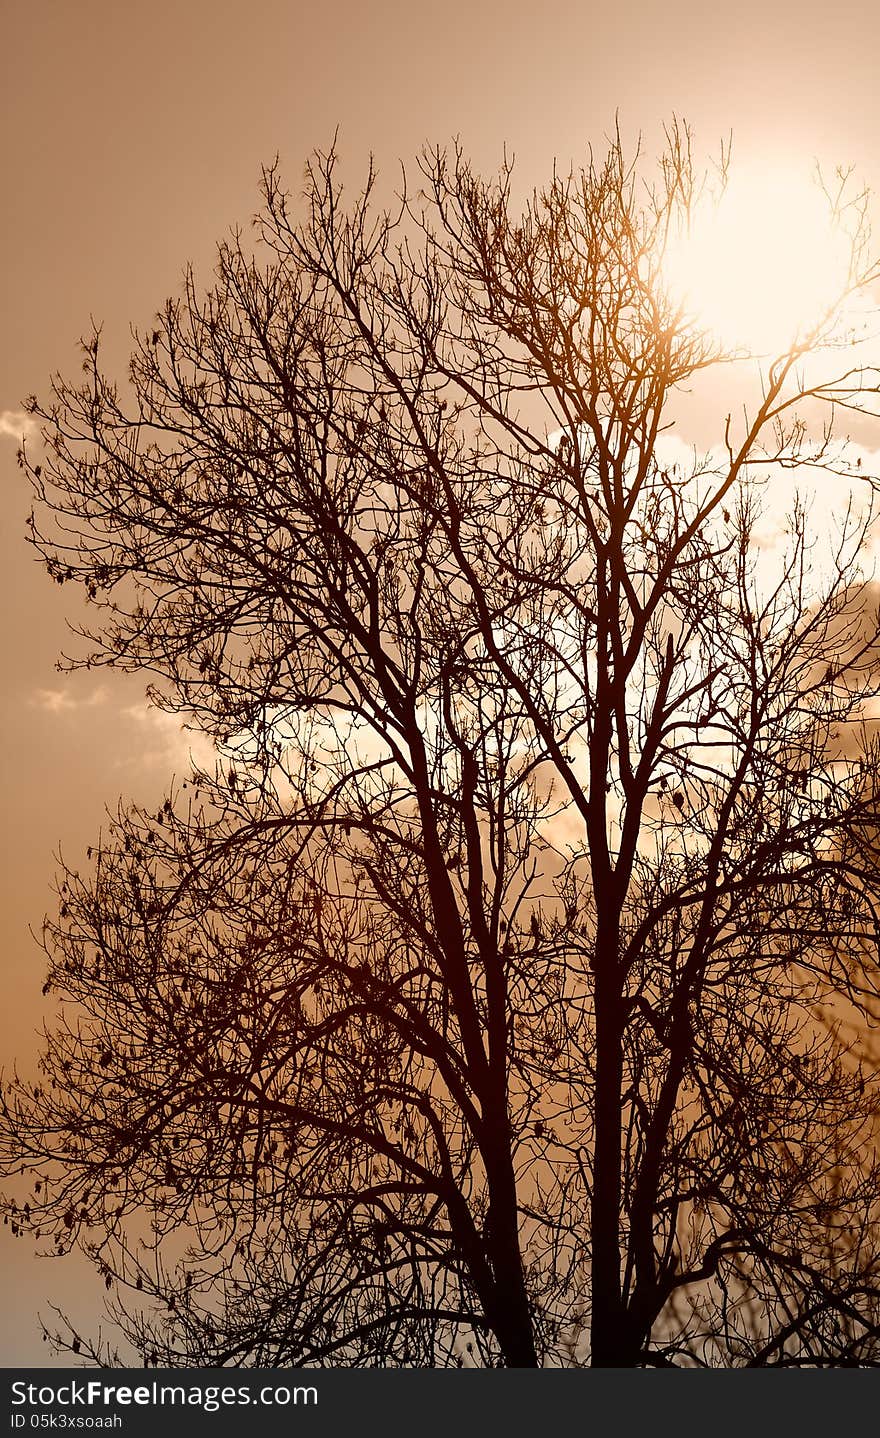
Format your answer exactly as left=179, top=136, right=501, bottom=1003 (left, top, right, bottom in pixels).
left=3, top=0, right=880, bottom=1366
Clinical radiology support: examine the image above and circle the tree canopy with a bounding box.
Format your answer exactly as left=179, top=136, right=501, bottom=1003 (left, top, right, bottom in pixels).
left=4, top=127, right=880, bottom=1366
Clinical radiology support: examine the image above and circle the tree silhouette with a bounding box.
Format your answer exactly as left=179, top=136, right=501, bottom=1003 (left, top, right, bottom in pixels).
left=4, top=127, right=880, bottom=1366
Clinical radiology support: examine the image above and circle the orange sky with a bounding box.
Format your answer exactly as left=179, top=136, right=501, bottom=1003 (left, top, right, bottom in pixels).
left=3, top=0, right=880, bottom=1366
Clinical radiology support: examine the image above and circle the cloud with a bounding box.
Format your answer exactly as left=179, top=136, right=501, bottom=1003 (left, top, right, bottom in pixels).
left=0, top=410, right=39, bottom=444
left=117, top=703, right=218, bottom=774
left=31, top=686, right=109, bottom=714
left=30, top=686, right=219, bottom=780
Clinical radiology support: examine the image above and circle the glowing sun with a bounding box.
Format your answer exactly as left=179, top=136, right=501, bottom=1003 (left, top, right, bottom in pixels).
left=662, top=164, right=852, bottom=355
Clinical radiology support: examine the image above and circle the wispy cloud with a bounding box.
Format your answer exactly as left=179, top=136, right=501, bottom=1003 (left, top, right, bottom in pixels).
left=0, top=409, right=39, bottom=444
left=29, top=687, right=219, bottom=778
left=117, top=703, right=218, bottom=774
left=31, top=687, right=109, bottom=714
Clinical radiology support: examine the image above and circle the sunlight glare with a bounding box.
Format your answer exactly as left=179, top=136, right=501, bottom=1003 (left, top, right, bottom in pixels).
left=663, top=165, right=851, bottom=355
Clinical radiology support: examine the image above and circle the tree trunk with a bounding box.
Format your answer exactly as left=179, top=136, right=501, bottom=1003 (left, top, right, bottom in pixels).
left=485, top=1125, right=539, bottom=1367
left=590, top=940, right=633, bottom=1366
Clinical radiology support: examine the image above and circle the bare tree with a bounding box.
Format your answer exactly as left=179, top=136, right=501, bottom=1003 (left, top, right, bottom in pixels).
left=4, top=126, right=880, bottom=1366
